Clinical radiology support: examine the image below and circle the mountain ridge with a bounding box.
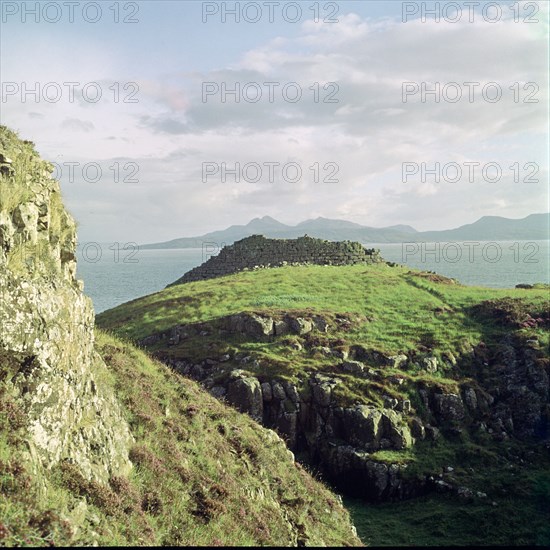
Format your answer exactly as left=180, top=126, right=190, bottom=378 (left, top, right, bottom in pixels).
left=140, top=213, right=550, bottom=249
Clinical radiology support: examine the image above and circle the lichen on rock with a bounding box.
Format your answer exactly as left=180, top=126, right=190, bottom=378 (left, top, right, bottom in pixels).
left=0, top=126, right=133, bottom=484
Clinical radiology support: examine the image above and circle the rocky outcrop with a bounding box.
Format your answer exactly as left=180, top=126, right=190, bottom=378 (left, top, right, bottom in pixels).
left=170, top=352, right=417, bottom=499
left=226, top=370, right=264, bottom=421
left=323, top=446, right=417, bottom=500
left=0, top=127, right=366, bottom=547
left=468, top=336, right=549, bottom=439
left=151, top=304, right=550, bottom=502
left=169, top=234, right=383, bottom=285
left=0, top=127, right=133, bottom=484
left=140, top=311, right=364, bottom=348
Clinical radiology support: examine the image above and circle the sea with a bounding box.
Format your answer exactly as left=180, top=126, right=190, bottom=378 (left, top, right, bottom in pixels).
left=76, top=240, right=550, bottom=314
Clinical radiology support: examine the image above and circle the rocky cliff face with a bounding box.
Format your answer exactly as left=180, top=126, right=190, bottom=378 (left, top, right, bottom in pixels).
left=138, top=307, right=549, bottom=501
left=170, top=234, right=383, bottom=285
left=0, top=127, right=133, bottom=484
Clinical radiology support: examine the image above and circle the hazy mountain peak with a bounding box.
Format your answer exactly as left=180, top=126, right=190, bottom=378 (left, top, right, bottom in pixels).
left=246, top=216, right=288, bottom=228
left=140, top=213, right=549, bottom=249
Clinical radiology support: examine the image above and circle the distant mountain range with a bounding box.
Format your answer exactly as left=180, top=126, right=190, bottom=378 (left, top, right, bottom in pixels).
left=140, top=213, right=549, bottom=249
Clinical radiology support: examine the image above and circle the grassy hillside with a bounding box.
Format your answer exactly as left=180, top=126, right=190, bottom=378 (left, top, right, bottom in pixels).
left=98, top=263, right=549, bottom=369
left=0, top=331, right=361, bottom=546
left=97, top=264, right=550, bottom=546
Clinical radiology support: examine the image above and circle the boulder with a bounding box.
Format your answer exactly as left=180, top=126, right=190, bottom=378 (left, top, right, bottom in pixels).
left=383, top=396, right=398, bottom=409
left=425, top=425, right=440, bottom=440
left=287, top=316, right=313, bottom=335
left=332, top=348, right=349, bottom=361
left=272, top=381, right=287, bottom=401
left=343, top=406, right=384, bottom=450
left=422, top=356, right=438, bottom=373
left=225, top=313, right=274, bottom=338
left=244, top=314, right=274, bottom=337
left=210, top=386, right=227, bottom=399
left=341, top=360, right=365, bottom=375
left=226, top=375, right=263, bottom=421
left=311, top=376, right=335, bottom=408
left=274, top=319, right=290, bottom=336
left=411, top=417, right=425, bottom=439
left=283, top=381, right=300, bottom=403
left=312, top=315, right=330, bottom=332
left=396, top=399, right=411, bottom=413
left=389, top=354, right=408, bottom=369
left=463, top=387, right=478, bottom=411
left=433, top=393, right=465, bottom=422
left=382, top=409, right=414, bottom=449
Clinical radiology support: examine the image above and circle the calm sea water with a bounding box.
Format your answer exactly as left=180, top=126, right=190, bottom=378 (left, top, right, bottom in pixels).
left=76, top=240, right=550, bottom=314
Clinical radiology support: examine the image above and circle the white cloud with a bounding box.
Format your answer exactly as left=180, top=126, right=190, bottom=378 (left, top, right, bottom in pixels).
left=1, top=5, right=548, bottom=241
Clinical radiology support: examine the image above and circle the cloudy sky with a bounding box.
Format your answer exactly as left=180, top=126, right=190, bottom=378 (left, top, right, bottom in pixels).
left=1, top=0, right=548, bottom=243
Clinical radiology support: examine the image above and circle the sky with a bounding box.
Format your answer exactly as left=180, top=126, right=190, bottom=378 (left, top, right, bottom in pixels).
left=1, top=0, right=549, bottom=243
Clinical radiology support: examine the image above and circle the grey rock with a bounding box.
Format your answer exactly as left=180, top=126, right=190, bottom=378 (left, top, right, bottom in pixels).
left=389, top=354, right=408, bottom=369
left=411, top=417, right=425, bottom=439
left=274, top=319, right=290, bottom=336
left=382, top=409, right=414, bottom=449
left=311, top=377, right=334, bottom=408
left=422, top=356, right=438, bottom=373
left=287, top=316, right=313, bottom=335
left=210, top=386, right=227, bottom=398
left=383, top=396, right=398, bottom=409
left=272, top=382, right=287, bottom=401
left=226, top=376, right=263, bottom=421
left=341, top=360, right=365, bottom=375
left=433, top=393, right=465, bottom=422
left=261, top=382, right=273, bottom=402
left=283, top=381, right=300, bottom=403
left=226, top=313, right=274, bottom=337
left=463, top=387, right=478, bottom=410
left=312, top=315, right=330, bottom=332
left=191, top=364, right=205, bottom=380
left=457, top=487, right=474, bottom=499
left=397, top=399, right=411, bottom=413
left=425, top=425, right=440, bottom=441
left=331, top=348, right=349, bottom=361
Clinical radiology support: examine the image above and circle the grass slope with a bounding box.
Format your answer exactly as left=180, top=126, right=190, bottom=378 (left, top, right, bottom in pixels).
left=97, top=264, right=550, bottom=546
left=97, top=264, right=549, bottom=355
left=0, top=332, right=361, bottom=546
left=97, top=264, right=549, bottom=405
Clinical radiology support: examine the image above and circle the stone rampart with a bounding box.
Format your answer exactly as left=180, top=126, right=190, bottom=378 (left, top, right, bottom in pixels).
left=170, top=234, right=383, bottom=285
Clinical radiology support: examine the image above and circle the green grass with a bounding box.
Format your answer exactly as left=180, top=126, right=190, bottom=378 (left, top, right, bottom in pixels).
left=98, top=264, right=549, bottom=356
left=0, top=333, right=361, bottom=546
left=346, top=455, right=550, bottom=546
left=97, top=263, right=549, bottom=408
left=346, top=433, right=550, bottom=546
left=347, top=490, right=550, bottom=546
left=96, top=261, right=550, bottom=547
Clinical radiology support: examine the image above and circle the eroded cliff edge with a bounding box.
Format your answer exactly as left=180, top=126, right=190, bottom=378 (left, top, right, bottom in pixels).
left=0, top=128, right=133, bottom=484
